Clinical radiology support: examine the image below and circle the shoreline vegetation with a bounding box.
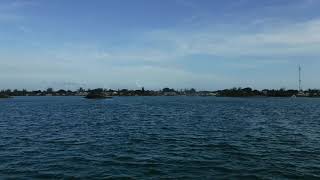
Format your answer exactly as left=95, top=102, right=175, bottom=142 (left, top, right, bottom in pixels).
left=1, top=87, right=320, bottom=98
left=0, top=94, right=11, bottom=98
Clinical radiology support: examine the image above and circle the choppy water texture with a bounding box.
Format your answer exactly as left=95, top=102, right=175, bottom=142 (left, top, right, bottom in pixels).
left=1, top=96, right=320, bottom=179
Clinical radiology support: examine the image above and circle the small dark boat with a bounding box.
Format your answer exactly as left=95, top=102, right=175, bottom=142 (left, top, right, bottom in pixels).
left=84, top=93, right=112, bottom=99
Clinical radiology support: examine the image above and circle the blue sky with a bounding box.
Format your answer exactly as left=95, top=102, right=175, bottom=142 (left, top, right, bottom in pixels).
left=1, top=0, right=320, bottom=90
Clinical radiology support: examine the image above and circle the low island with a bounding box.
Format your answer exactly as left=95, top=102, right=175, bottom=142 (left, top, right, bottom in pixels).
left=85, top=92, right=112, bottom=99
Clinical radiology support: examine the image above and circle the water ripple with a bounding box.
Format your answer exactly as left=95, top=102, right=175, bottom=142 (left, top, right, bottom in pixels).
left=1, top=96, right=320, bottom=179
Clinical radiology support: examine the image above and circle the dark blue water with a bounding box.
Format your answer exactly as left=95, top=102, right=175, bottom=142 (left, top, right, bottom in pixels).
left=1, top=96, right=320, bottom=179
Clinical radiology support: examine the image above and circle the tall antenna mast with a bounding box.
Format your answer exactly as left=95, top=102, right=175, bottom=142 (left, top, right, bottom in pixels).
left=299, top=65, right=302, bottom=91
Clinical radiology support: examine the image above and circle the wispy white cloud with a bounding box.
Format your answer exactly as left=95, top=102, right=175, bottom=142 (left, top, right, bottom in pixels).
left=43, top=17, right=320, bottom=75
left=0, top=0, right=35, bottom=23
left=0, top=0, right=36, bottom=10
left=138, top=18, right=320, bottom=59
left=0, top=55, right=225, bottom=89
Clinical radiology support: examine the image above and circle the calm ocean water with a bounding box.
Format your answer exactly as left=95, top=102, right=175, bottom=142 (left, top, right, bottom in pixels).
left=0, top=96, right=320, bottom=179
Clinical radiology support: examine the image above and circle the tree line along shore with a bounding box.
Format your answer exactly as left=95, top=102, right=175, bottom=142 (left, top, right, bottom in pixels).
left=1, top=87, right=320, bottom=98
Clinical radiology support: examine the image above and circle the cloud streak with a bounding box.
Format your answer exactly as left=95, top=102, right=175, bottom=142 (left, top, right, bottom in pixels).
left=0, top=0, right=35, bottom=23
left=82, top=17, right=320, bottom=65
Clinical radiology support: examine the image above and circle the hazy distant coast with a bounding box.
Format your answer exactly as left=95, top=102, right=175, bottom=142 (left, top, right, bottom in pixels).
left=1, top=87, right=320, bottom=98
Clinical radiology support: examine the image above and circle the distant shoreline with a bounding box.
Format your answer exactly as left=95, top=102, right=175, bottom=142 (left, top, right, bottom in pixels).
left=1, top=87, right=320, bottom=98
left=4, top=95, right=320, bottom=99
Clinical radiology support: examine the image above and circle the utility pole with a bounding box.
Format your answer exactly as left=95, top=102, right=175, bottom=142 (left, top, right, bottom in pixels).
left=299, top=65, right=302, bottom=92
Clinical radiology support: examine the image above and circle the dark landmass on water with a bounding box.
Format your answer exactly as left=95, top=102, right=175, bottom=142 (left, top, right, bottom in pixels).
left=85, top=91, right=112, bottom=99
left=1, top=87, right=320, bottom=98
left=85, top=93, right=111, bottom=99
